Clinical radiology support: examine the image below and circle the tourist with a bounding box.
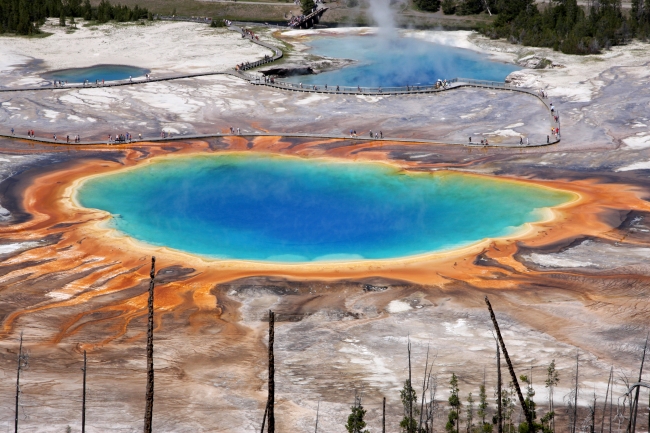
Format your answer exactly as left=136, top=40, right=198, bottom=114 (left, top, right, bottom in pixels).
left=380, top=131, right=383, bottom=139
left=325, top=84, right=328, bottom=90
left=11, top=128, right=14, bottom=135
left=469, top=136, right=472, bottom=143
left=520, top=137, right=523, bottom=145
left=526, top=137, right=529, bottom=145
left=139, top=133, right=142, bottom=140
left=485, top=139, right=489, bottom=145
left=375, top=132, right=378, bottom=139
left=53, top=134, right=57, bottom=141
left=66, top=135, right=70, bottom=143
left=547, top=135, right=550, bottom=144
left=336, top=85, right=340, bottom=92
left=369, top=130, right=373, bottom=138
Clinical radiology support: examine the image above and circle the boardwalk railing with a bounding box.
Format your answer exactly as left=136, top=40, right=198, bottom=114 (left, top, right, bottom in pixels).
left=252, top=78, right=460, bottom=95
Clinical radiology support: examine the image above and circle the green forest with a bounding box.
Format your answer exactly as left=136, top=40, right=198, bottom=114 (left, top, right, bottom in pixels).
left=0, top=0, right=150, bottom=35
left=412, top=0, right=650, bottom=55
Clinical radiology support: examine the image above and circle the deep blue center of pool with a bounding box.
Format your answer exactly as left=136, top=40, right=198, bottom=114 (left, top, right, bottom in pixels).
left=77, top=154, right=571, bottom=262
left=285, top=35, right=520, bottom=87
left=44, top=64, right=150, bottom=83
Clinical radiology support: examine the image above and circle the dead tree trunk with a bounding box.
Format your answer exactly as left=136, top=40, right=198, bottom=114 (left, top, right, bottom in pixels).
left=383, top=396, right=386, bottom=433
left=630, top=337, right=647, bottom=433
left=408, top=337, right=414, bottom=433
left=82, top=350, right=87, bottom=433
left=601, top=367, right=613, bottom=433
left=496, top=337, right=503, bottom=433
left=260, top=403, right=268, bottom=433
left=484, top=296, right=533, bottom=432
left=143, top=257, right=156, bottom=433
left=15, top=332, right=23, bottom=433
left=573, top=352, right=579, bottom=433
left=267, top=310, right=275, bottom=433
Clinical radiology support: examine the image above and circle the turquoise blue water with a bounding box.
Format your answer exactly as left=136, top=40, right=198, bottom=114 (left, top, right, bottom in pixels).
left=77, top=154, right=571, bottom=262
left=44, top=65, right=150, bottom=83
left=285, top=35, right=520, bottom=87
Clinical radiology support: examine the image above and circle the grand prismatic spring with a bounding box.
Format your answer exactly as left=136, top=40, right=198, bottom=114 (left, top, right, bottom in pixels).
left=77, top=154, right=572, bottom=261
left=3, top=2, right=650, bottom=432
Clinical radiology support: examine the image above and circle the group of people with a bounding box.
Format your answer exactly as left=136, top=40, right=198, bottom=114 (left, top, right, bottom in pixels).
left=287, top=15, right=307, bottom=27
left=66, top=135, right=81, bottom=143
left=223, top=19, right=233, bottom=26
left=229, top=127, right=241, bottom=134
left=160, top=131, right=172, bottom=139
left=348, top=129, right=384, bottom=139
left=53, top=80, right=68, bottom=87
left=434, top=79, right=449, bottom=90
left=108, top=132, right=133, bottom=143
left=468, top=137, right=490, bottom=146
left=538, top=89, right=548, bottom=98
left=241, top=28, right=259, bottom=41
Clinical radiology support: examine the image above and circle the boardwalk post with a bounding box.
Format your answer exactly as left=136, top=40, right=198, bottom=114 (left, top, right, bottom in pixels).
left=267, top=310, right=275, bottom=433
left=484, top=296, right=533, bottom=432
left=144, top=257, right=156, bottom=433
left=82, top=350, right=87, bottom=433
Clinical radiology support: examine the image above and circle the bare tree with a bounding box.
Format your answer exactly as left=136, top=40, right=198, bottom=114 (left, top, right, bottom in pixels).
left=600, top=367, right=613, bottom=433
left=629, top=336, right=647, bottom=433
left=484, top=296, right=533, bottom=432
left=267, top=310, right=275, bottom=433
left=15, top=332, right=28, bottom=433
left=82, top=350, right=87, bottom=433
left=144, top=256, right=156, bottom=433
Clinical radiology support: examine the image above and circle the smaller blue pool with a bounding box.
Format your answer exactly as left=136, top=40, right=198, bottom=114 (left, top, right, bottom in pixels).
left=285, top=35, right=520, bottom=87
left=44, top=64, right=150, bottom=83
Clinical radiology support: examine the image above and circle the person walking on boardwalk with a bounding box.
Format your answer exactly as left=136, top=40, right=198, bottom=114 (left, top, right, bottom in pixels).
left=11, top=128, right=14, bottom=135
left=369, top=130, right=373, bottom=138
left=380, top=131, right=383, bottom=139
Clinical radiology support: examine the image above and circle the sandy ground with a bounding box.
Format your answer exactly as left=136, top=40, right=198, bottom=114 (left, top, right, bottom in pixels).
left=1, top=23, right=650, bottom=433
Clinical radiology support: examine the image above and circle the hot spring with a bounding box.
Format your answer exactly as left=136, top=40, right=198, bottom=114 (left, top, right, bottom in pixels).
left=284, top=34, right=520, bottom=87
left=44, top=64, right=150, bottom=83
left=77, top=154, right=572, bottom=262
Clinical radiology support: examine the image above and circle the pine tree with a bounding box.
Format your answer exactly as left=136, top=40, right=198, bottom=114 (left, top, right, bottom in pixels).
left=544, top=360, right=559, bottom=433
left=59, top=8, right=66, bottom=26
left=346, top=395, right=369, bottom=433
left=466, top=393, right=475, bottom=433
left=301, top=0, right=317, bottom=14
left=478, top=384, right=492, bottom=433
left=400, top=379, right=418, bottom=433
left=82, top=0, right=92, bottom=20
left=446, top=373, right=461, bottom=433
left=415, top=0, right=441, bottom=12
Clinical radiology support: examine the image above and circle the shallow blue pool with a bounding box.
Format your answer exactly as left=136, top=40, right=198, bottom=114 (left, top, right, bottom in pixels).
left=284, top=34, right=520, bottom=87
left=44, top=64, right=150, bottom=83
left=77, top=154, right=571, bottom=262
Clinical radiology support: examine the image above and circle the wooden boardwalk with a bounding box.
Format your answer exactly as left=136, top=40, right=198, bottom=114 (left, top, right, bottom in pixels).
left=0, top=21, right=560, bottom=148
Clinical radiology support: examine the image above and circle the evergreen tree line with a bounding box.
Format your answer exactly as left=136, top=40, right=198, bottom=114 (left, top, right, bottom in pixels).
left=0, top=0, right=150, bottom=36
left=436, top=0, right=650, bottom=55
